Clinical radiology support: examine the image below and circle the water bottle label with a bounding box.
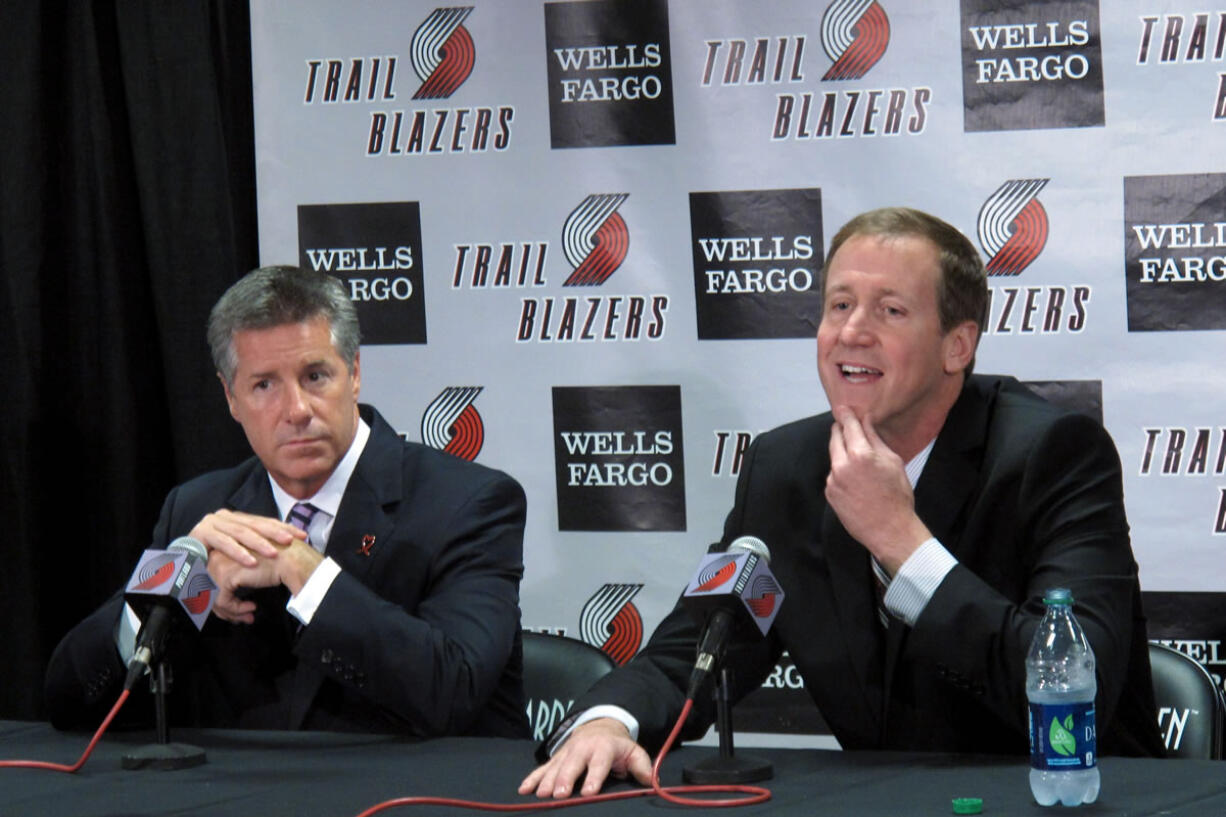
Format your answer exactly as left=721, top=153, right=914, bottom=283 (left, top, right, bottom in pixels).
left=1028, top=702, right=1096, bottom=770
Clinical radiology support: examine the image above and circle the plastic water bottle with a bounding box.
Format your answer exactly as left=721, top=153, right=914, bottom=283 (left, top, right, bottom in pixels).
left=1026, top=588, right=1099, bottom=806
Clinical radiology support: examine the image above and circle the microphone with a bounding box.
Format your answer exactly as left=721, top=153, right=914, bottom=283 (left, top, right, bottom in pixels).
left=681, top=535, right=784, bottom=699
left=122, top=537, right=217, bottom=690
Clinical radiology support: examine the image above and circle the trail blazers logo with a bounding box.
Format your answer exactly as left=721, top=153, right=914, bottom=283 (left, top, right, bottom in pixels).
left=694, top=556, right=739, bottom=592
left=544, top=0, right=676, bottom=148
left=746, top=574, right=783, bottom=618
left=421, top=386, right=484, bottom=461
left=974, top=182, right=1093, bottom=336
left=180, top=574, right=215, bottom=615
left=580, top=583, right=644, bottom=665
left=410, top=7, right=476, bottom=99
left=771, top=1, right=931, bottom=141
left=512, top=194, right=669, bottom=342
left=961, top=0, right=1104, bottom=132
left=302, top=7, right=514, bottom=156
left=977, top=179, right=1049, bottom=276
left=133, top=554, right=179, bottom=591
left=1124, top=172, right=1226, bottom=332
left=562, top=194, right=630, bottom=286
left=820, top=0, right=890, bottom=80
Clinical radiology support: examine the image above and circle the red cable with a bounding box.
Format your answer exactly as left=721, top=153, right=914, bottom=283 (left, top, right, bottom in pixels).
left=352, top=698, right=771, bottom=816
left=1, top=690, right=772, bottom=815
left=0, top=688, right=130, bottom=773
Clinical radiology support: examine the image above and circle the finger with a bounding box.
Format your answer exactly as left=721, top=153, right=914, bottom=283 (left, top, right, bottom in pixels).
left=834, top=407, right=867, bottom=449
left=859, top=413, right=885, bottom=449
left=226, top=510, right=309, bottom=546
left=624, top=745, right=654, bottom=787
left=828, top=419, right=846, bottom=466
left=548, top=751, right=590, bottom=799
left=535, top=760, right=568, bottom=799
left=518, top=764, right=547, bottom=796
left=580, top=747, right=614, bottom=797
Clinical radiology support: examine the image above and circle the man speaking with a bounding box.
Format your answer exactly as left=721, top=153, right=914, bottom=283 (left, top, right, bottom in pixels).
left=46, top=265, right=529, bottom=738
left=521, top=207, right=1163, bottom=799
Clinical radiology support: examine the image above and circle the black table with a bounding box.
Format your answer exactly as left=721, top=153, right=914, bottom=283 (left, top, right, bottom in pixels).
left=0, top=720, right=1220, bottom=816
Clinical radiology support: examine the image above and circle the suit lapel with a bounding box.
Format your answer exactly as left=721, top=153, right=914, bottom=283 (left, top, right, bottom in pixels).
left=881, top=379, right=990, bottom=735
left=912, top=380, right=989, bottom=558
left=287, top=406, right=405, bottom=729
left=820, top=499, right=887, bottom=741
left=326, top=407, right=403, bottom=582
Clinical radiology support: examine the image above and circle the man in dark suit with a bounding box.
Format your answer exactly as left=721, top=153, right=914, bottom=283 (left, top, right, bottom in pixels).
left=45, top=265, right=529, bottom=738
left=521, top=207, right=1163, bottom=799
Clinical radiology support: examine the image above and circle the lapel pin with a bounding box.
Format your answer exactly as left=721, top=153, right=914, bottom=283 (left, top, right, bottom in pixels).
left=358, top=534, right=376, bottom=556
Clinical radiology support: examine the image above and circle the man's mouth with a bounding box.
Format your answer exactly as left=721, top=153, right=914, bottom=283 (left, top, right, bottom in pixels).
left=838, top=364, right=882, bottom=383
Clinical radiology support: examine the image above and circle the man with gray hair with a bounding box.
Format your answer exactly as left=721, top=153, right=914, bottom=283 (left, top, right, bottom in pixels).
left=46, top=265, right=530, bottom=738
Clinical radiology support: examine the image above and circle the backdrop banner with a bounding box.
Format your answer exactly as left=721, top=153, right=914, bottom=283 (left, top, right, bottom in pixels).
left=251, top=0, right=1226, bottom=743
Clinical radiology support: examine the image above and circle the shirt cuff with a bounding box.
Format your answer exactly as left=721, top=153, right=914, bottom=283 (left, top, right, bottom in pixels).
left=546, top=705, right=640, bottom=756
left=883, top=537, right=957, bottom=626
left=286, top=557, right=342, bottom=626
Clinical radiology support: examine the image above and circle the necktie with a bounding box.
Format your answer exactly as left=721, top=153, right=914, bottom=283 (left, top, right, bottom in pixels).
left=871, top=556, right=891, bottom=629
left=287, top=502, right=320, bottom=545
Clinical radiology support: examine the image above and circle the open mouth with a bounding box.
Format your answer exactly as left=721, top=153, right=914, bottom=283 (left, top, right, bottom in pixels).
left=838, top=364, right=882, bottom=383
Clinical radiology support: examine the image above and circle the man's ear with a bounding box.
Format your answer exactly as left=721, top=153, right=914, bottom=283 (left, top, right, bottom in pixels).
left=943, top=320, right=979, bottom=375
left=218, top=372, right=239, bottom=421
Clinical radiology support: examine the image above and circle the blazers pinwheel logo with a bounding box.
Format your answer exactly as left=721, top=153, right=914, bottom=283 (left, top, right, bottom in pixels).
left=693, top=555, right=739, bottom=593
left=746, top=574, right=782, bottom=618
left=579, top=583, right=644, bottom=666
left=977, top=179, right=1050, bottom=277
left=421, top=386, right=484, bottom=461
left=562, top=194, right=630, bottom=286
left=133, top=554, right=178, bottom=591
left=820, top=0, right=890, bottom=80
left=411, top=7, right=476, bottom=100
left=181, top=573, right=214, bottom=615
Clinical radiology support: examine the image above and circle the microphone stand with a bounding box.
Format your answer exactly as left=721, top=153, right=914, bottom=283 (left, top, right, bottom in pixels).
left=682, top=667, right=773, bottom=784
left=121, top=661, right=207, bottom=770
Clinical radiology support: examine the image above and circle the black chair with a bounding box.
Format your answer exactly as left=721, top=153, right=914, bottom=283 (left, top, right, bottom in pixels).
left=1148, top=641, right=1225, bottom=759
left=522, top=632, right=617, bottom=740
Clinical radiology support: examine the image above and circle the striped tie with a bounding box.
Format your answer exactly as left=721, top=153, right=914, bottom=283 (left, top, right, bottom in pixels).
left=871, top=556, right=891, bottom=629
left=287, top=502, right=319, bottom=538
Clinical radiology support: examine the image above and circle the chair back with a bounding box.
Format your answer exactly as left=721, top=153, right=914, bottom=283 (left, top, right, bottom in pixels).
left=522, top=632, right=617, bottom=740
left=1149, top=641, right=1225, bottom=759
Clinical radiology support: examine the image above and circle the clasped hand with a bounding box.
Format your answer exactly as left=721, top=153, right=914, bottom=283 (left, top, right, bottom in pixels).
left=189, top=509, right=321, bottom=624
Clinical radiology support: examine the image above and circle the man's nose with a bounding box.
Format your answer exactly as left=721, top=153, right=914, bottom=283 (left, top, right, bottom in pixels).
left=284, top=383, right=312, bottom=423
left=839, top=307, right=874, bottom=345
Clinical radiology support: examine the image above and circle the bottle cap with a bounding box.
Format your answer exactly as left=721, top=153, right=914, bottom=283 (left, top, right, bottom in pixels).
left=952, top=797, right=983, bottom=814
left=1043, top=587, right=1072, bottom=605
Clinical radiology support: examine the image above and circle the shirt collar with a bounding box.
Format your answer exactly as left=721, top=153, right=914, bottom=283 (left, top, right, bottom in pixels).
left=904, top=437, right=936, bottom=489
left=269, top=417, right=371, bottom=522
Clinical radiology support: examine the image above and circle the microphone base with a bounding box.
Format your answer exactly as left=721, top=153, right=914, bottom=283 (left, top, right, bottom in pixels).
left=681, top=752, right=774, bottom=784
left=121, top=742, right=207, bottom=771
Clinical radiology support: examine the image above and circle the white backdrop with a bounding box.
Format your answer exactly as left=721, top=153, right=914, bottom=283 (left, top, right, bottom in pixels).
left=250, top=0, right=1226, bottom=741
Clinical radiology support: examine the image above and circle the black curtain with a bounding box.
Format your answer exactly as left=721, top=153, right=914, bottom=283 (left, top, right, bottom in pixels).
left=1, top=1, right=257, bottom=719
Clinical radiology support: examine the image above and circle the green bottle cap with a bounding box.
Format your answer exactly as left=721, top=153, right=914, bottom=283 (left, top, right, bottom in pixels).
left=952, top=797, right=983, bottom=814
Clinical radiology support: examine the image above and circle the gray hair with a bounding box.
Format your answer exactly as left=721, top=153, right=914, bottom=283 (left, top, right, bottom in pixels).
left=207, top=265, right=360, bottom=385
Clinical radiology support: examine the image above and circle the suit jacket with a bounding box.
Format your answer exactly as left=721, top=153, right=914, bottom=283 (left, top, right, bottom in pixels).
left=566, top=375, right=1163, bottom=756
left=45, top=405, right=530, bottom=739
